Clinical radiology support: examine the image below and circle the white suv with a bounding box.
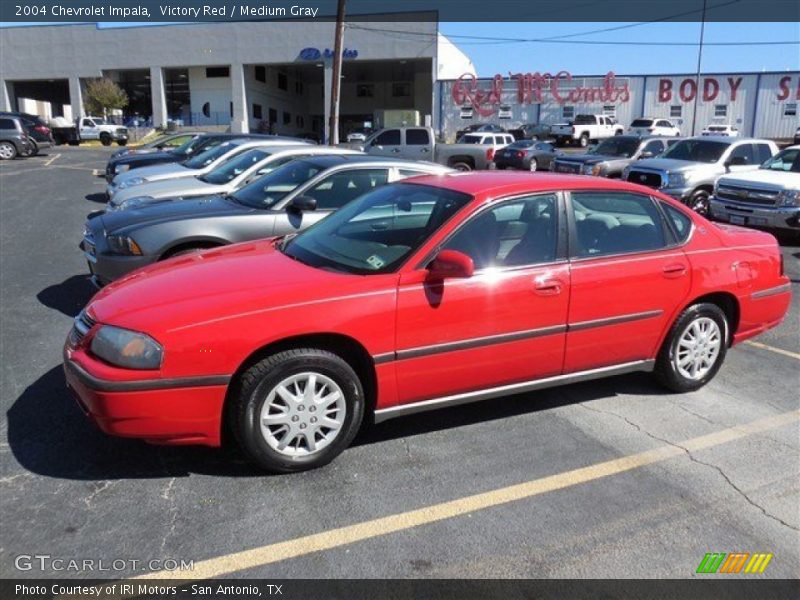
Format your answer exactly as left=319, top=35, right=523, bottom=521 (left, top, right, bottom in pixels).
left=702, top=123, right=739, bottom=137
left=629, top=117, right=681, bottom=137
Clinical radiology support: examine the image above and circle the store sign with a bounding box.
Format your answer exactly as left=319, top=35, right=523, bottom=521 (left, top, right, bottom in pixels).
left=299, top=47, right=359, bottom=60
left=451, top=71, right=630, bottom=117
left=657, top=77, right=744, bottom=103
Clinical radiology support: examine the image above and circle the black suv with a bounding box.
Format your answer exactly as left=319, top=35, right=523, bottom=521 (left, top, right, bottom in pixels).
left=0, top=112, right=54, bottom=156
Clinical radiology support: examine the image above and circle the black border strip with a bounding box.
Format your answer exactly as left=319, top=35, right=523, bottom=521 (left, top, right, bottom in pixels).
left=64, top=360, right=230, bottom=392
left=751, top=282, right=792, bottom=300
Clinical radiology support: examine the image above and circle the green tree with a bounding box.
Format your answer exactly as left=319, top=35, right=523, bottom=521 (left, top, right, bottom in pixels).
left=84, top=78, right=128, bottom=118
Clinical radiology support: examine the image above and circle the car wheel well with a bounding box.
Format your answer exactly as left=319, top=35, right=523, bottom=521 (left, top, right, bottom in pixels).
left=223, top=333, right=378, bottom=444
left=160, top=241, right=223, bottom=260
left=684, top=292, right=740, bottom=344
left=448, top=156, right=475, bottom=168
left=692, top=184, right=714, bottom=195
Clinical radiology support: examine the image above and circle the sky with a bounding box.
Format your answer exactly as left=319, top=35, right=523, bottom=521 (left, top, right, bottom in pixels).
left=3, top=20, right=799, bottom=76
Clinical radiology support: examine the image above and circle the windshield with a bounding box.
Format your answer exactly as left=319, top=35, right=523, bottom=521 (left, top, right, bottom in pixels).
left=199, top=148, right=271, bottom=184
left=283, top=183, right=472, bottom=275
left=508, top=141, right=534, bottom=149
left=229, top=159, right=323, bottom=209
left=183, top=142, right=238, bottom=169
left=662, top=139, right=729, bottom=163
left=590, top=137, right=641, bottom=157
left=761, top=148, right=800, bottom=172
left=170, top=136, right=206, bottom=158
left=708, top=126, right=728, bottom=131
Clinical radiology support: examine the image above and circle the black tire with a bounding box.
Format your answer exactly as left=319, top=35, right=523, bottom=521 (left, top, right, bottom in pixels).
left=451, top=161, right=473, bottom=172
left=578, top=134, right=589, bottom=148
left=654, top=303, right=728, bottom=393
left=0, top=141, right=17, bottom=160
left=100, top=133, right=112, bottom=146
left=117, top=139, right=128, bottom=146
left=688, top=189, right=711, bottom=215
left=230, top=348, right=365, bottom=473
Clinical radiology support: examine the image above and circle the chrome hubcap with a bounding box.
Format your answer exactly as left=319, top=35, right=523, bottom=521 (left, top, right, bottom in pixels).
left=692, top=196, right=710, bottom=215
left=529, top=160, right=537, bottom=172
left=259, top=372, right=346, bottom=457
left=0, top=144, right=13, bottom=159
left=675, top=317, right=722, bottom=380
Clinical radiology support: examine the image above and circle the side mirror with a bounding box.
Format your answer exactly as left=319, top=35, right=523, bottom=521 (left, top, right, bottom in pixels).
left=639, top=151, right=654, bottom=159
left=426, top=250, right=474, bottom=280
left=289, top=195, right=317, bottom=212
left=725, top=156, right=747, bottom=168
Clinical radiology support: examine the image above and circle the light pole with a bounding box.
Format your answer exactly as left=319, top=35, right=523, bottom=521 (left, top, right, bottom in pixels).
left=328, top=0, right=346, bottom=146
left=690, top=0, right=708, bottom=136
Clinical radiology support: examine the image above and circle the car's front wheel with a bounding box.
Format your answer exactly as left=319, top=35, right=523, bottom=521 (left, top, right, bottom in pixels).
left=231, top=349, right=365, bottom=473
left=654, top=303, right=728, bottom=392
left=689, top=189, right=711, bottom=215
left=100, top=133, right=112, bottom=146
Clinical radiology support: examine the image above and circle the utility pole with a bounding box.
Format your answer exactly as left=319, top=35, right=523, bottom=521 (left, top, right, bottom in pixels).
left=328, top=0, right=346, bottom=146
left=690, top=0, right=707, bottom=137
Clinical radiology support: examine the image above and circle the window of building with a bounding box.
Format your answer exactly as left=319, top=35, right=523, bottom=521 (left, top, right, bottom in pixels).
left=392, top=82, right=411, bottom=97
left=206, top=66, right=230, bottom=78
left=670, top=105, right=682, bottom=118
left=230, top=102, right=233, bottom=118
left=283, top=111, right=291, bottom=125
left=562, top=106, right=575, bottom=120
left=357, top=84, right=374, bottom=98
left=252, top=103, right=263, bottom=120
left=714, top=104, right=728, bottom=118
left=269, top=108, right=277, bottom=124
left=784, top=103, right=798, bottom=117
left=278, top=71, right=288, bottom=91
left=570, top=192, right=666, bottom=257
left=255, top=66, right=266, bottom=83
left=602, top=105, right=616, bottom=116
left=460, top=107, right=474, bottom=119
left=296, top=115, right=305, bottom=128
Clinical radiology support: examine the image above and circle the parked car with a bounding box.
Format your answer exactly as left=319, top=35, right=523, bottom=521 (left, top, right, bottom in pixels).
left=108, top=146, right=361, bottom=210
left=444, top=132, right=515, bottom=170
left=82, top=156, right=450, bottom=285
left=794, top=126, right=800, bottom=145
left=553, top=135, right=679, bottom=178
left=623, top=136, right=778, bottom=214
left=709, top=145, right=800, bottom=234
left=107, top=138, right=308, bottom=199
left=455, top=123, right=506, bottom=140
left=78, top=116, right=128, bottom=146
left=628, top=117, right=681, bottom=137
left=551, top=114, right=624, bottom=147
left=701, top=123, right=739, bottom=137
left=508, top=123, right=552, bottom=141
left=65, top=172, right=792, bottom=472
left=346, top=129, right=372, bottom=143
left=0, top=115, right=35, bottom=160
left=109, top=131, right=203, bottom=161
left=294, top=132, right=321, bottom=144
left=0, top=111, right=54, bottom=155
left=494, top=140, right=559, bottom=171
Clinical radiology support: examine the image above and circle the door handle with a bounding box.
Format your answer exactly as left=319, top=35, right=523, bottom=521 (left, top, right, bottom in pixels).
left=662, top=263, right=687, bottom=278
left=533, top=279, right=563, bottom=296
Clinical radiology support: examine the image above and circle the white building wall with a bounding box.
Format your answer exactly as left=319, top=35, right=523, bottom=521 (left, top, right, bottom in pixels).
left=188, top=67, right=233, bottom=126
left=753, top=73, right=800, bottom=139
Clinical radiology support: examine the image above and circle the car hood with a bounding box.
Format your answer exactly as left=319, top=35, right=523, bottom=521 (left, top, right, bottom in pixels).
left=99, top=194, right=250, bottom=234
left=86, top=241, right=374, bottom=335
left=110, top=177, right=219, bottom=205
left=631, top=158, right=712, bottom=173
left=112, top=163, right=192, bottom=186
left=556, top=153, right=625, bottom=165
left=111, top=150, right=177, bottom=168
left=717, top=169, right=800, bottom=189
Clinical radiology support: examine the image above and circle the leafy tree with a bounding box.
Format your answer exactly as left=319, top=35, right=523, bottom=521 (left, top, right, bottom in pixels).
left=84, top=78, right=128, bottom=117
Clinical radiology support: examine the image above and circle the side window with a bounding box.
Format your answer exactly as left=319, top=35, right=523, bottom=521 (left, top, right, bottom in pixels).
left=82, top=118, right=94, bottom=127
left=729, top=144, right=755, bottom=164
left=305, top=169, right=389, bottom=210
left=373, top=129, right=400, bottom=146
left=405, top=129, right=430, bottom=145
left=0, top=118, right=16, bottom=130
left=657, top=120, right=671, bottom=128
left=571, top=192, right=667, bottom=258
left=493, top=135, right=505, bottom=145
left=642, top=140, right=665, bottom=156
left=661, top=203, right=693, bottom=243
left=755, top=144, right=774, bottom=163
left=535, top=143, right=554, bottom=152
left=397, top=168, right=433, bottom=179
left=443, top=194, right=558, bottom=269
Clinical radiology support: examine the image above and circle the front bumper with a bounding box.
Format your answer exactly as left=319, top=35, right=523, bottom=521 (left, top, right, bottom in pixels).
left=80, top=238, right=154, bottom=285
left=64, top=344, right=228, bottom=446
left=709, top=197, right=800, bottom=231
left=660, top=186, right=694, bottom=201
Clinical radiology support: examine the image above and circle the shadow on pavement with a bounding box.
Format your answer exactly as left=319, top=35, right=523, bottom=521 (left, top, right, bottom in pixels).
left=37, top=275, right=96, bottom=317
left=85, top=193, right=107, bottom=203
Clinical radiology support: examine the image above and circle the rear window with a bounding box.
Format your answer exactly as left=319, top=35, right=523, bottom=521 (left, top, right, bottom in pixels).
left=0, top=118, right=18, bottom=130
left=631, top=119, right=654, bottom=127
left=662, top=203, right=693, bottom=242
left=573, top=115, right=597, bottom=125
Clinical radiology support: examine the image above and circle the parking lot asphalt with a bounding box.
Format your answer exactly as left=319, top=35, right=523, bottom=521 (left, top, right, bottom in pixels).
left=0, top=146, right=798, bottom=580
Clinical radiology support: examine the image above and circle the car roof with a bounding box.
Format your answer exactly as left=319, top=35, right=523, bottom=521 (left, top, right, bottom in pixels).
left=687, top=135, right=765, bottom=143
left=399, top=171, right=659, bottom=199
left=300, top=154, right=447, bottom=169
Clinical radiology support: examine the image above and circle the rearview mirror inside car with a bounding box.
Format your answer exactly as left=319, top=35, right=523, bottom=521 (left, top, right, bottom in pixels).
left=426, top=250, right=474, bottom=280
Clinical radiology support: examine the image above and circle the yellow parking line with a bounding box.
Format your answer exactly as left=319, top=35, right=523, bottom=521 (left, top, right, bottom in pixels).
left=44, top=153, right=61, bottom=166
left=126, top=409, right=799, bottom=582
left=744, top=341, right=800, bottom=361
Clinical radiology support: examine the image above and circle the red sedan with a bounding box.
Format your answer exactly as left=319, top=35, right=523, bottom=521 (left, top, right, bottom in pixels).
left=64, top=173, right=792, bottom=472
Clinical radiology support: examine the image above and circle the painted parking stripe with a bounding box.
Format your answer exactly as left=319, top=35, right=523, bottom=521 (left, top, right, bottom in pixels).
left=744, top=341, right=800, bottom=361
left=124, top=409, right=799, bottom=582
left=44, top=153, right=61, bottom=166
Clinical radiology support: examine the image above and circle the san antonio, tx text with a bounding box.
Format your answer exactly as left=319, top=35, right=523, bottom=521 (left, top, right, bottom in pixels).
left=39, top=4, right=321, bottom=18
left=16, top=583, right=282, bottom=596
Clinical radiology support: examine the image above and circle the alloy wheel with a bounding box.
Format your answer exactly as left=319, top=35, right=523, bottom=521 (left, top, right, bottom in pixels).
left=259, top=372, right=346, bottom=457
left=529, top=158, right=538, bottom=172
left=0, top=142, right=15, bottom=160
left=691, top=194, right=710, bottom=215
left=674, top=317, right=722, bottom=380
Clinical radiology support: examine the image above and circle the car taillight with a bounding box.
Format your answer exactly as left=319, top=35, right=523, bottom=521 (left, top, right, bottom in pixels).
left=516, top=151, right=525, bottom=158
left=34, top=125, right=50, bottom=134
left=486, top=148, right=495, bottom=161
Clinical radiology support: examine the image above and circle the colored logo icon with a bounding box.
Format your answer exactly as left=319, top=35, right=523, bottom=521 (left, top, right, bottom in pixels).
left=696, top=552, right=773, bottom=574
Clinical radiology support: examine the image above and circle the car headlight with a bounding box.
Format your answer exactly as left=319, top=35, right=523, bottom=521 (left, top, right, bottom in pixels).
left=667, top=171, right=688, bottom=188
left=116, top=196, right=152, bottom=211
left=777, top=189, right=800, bottom=207
left=90, top=325, right=162, bottom=370
left=106, top=234, right=143, bottom=255
left=118, top=177, right=145, bottom=190
left=114, top=164, right=131, bottom=174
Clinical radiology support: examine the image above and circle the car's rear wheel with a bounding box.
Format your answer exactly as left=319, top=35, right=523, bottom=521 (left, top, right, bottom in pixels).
left=0, top=141, right=18, bottom=160
left=654, top=303, right=728, bottom=392
left=117, top=139, right=128, bottom=146
left=231, top=349, right=365, bottom=473
left=451, top=161, right=473, bottom=171
left=100, top=133, right=112, bottom=146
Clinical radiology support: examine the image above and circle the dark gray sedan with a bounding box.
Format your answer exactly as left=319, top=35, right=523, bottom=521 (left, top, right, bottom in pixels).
left=494, top=140, right=559, bottom=172
left=553, top=135, right=680, bottom=178
left=81, top=155, right=451, bottom=285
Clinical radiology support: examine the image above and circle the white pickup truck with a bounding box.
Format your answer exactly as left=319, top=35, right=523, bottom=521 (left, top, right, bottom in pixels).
left=551, top=114, right=624, bottom=147
left=78, top=116, right=128, bottom=146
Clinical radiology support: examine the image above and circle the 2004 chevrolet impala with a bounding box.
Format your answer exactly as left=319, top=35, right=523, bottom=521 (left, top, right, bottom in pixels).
left=64, top=173, right=791, bottom=472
